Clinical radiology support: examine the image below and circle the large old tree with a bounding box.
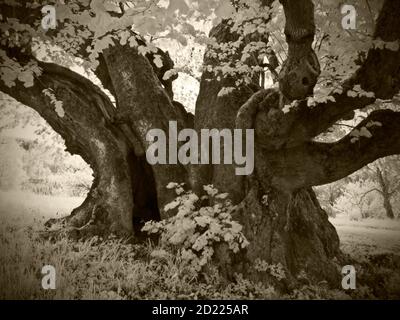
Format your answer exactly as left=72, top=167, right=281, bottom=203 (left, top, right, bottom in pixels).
left=1, top=0, right=399, bottom=287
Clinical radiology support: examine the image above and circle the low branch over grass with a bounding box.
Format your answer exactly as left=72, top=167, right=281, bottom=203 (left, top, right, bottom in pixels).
left=264, top=110, right=400, bottom=190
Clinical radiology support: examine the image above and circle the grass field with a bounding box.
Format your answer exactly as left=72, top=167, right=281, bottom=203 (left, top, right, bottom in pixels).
left=330, top=216, right=400, bottom=259
left=0, top=190, right=82, bottom=227
left=1, top=190, right=399, bottom=299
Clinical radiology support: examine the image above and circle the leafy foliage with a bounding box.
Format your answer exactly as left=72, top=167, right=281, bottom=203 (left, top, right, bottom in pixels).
left=142, top=184, right=249, bottom=273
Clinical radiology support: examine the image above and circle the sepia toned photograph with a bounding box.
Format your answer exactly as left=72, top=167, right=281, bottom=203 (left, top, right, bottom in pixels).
left=0, top=0, right=399, bottom=303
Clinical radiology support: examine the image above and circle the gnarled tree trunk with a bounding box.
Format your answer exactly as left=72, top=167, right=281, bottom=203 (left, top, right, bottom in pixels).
left=193, top=5, right=341, bottom=287
left=1, top=0, right=400, bottom=290
left=0, top=62, right=137, bottom=237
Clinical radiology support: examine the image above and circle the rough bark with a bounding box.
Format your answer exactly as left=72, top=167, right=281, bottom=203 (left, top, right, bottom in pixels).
left=0, top=61, right=136, bottom=237
left=195, top=0, right=400, bottom=287
left=278, top=0, right=320, bottom=101
left=257, top=110, right=400, bottom=191
left=276, top=0, right=400, bottom=147
left=193, top=22, right=256, bottom=202
left=100, top=43, right=191, bottom=218
left=215, top=182, right=341, bottom=289
left=194, top=3, right=341, bottom=286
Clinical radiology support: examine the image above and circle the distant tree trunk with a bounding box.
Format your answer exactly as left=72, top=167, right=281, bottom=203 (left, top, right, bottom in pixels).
left=376, top=167, right=395, bottom=219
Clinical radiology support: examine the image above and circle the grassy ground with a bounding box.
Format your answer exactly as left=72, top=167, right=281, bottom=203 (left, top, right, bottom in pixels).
left=1, top=191, right=399, bottom=299
left=0, top=190, right=82, bottom=227
left=330, top=216, right=400, bottom=260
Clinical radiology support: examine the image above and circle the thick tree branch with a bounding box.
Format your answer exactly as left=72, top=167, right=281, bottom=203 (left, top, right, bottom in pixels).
left=101, top=43, right=190, bottom=217
left=0, top=57, right=142, bottom=234
left=356, top=0, right=400, bottom=99
left=282, top=90, right=375, bottom=147
left=278, top=0, right=320, bottom=101
left=0, top=1, right=181, bottom=104
left=281, top=0, right=399, bottom=145
left=0, top=58, right=141, bottom=159
left=1, top=1, right=192, bottom=218
left=260, top=110, right=400, bottom=191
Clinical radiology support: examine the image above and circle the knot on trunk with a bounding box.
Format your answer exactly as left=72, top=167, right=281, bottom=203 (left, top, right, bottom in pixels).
left=279, top=46, right=320, bottom=101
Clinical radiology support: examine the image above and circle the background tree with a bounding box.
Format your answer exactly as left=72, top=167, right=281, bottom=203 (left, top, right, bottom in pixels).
left=0, top=0, right=399, bottom=288
left=353, top=157, right=400, bottom=219
left=370, top=158, right=400, bottom=219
